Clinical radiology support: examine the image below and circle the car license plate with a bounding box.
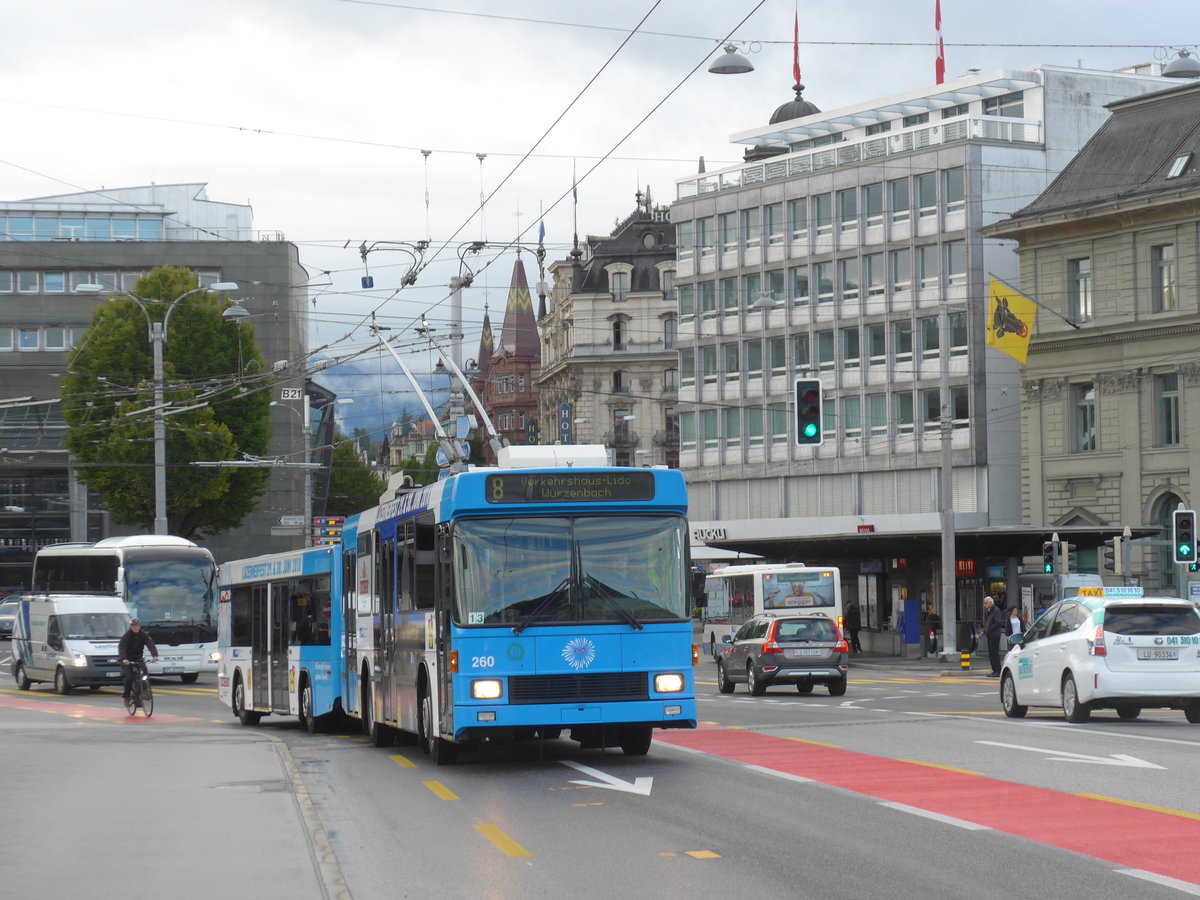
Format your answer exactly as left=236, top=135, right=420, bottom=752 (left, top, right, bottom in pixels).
left=106, top=671, right=120, bottom=677
left=1136, top=648, right=1178, bottom=660
left=161, top=666, right=184, bottom=674
left=788, top=648, right=822, bottom=657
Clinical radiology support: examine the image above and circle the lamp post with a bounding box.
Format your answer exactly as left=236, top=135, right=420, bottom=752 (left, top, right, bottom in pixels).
left=76, top=281, right=241, bottom=535
left=270, top=398, right=313, bottom=546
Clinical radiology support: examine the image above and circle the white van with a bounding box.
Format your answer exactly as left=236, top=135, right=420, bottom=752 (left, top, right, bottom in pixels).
left=10, top=594, right=130, bottom=694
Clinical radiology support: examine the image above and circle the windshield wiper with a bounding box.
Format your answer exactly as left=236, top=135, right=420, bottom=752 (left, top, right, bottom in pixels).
left=512, top=577, right=572, bottom=634
left=583, top=574, right=643, bottom=630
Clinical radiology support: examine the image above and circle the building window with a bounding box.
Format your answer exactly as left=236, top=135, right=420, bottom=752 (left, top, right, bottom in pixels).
left=680, top=411, right=696, bottom=452
left=697, top=218, right=714, bottom=257
left=747, top=406, right=764, bottom=448
left=894, top=391, right=914, bottom=435
left=663, top=367, right=679, bottom=392
left=868, top=394, right=888, bottom=437
left=815, top=262, right=833, bottom=304
left=42, top=326, right=66, bottom=349
left=922, top=388, right=942, bottom=432
left=720, top=278, right=738, bottom=317
left=0, top=327, right=12, bottom=350
left=663, top=317, right=677, bottom=349
left=518, top=374, right=526, bottom=392
left=841, top=327, right=860, bottom=369
left=741, top=208, right=761, bottom=249
left=893, top=319, right=913, bottom=364
left=1068, top=258, right=1093, bottom=322
left=866, top=323, right=886, bottom=365
left=678, top=284, right=694, bottom=322
left=813, top=194, right=833, bottom=235
left=816, top=330, right=835, bottom=372
left=680, top=348, right=695, bottom=385
left=918, top=245, right=938, bottom=288
left=915, top=173, right=937, bottom=218
left=613, top=371, right=630, bottom=394
left=942, top=168, right=965, bottom=213
left=8, top=216, right=33, bottom=240
left=794, top=334, right=810, bottom=371
left=612, top=319, right=628, bottom=350
left=719, top=213, right=736, bottom=253
left=661, top=269, right=674, bottom=298
left=919, top=316, right=939, bottom=360
left=742, top=273, right=761, bottom=311
left=950, top=312, right=967, bottom=358
left=43, top=272, right=66, bottom=293
left=945, top=240, right=966, bottom=285
left=18, top=328, right=39, bottom=350
left=766, top=270, right=785, bottom=304
left=821, top=398, right=835, bottom=442
left=839, top=258, right=859, bottom=302
left=723, top=343, right=740, bottom=381
left=864, top=253, right=885, bottom=297
left=951, top=386, right=968, bottom=429
left=701, top=409, right=718, bottom=450
left=17, top=271, right=39, bottom=292
left=1073, top=381, right=1096, bottom=452
left=891, top=248, right=912, bottom=291
left=677, top=221, right=694, bottom=261
left=769, top=402, right=788, bottom=443
left=791, top=266, right=810, bottom=306
left=1156, top=373, right=1180, bottom=446
left=745, top=340, right=763, bottom=381
left=765, top=203, right=784, bottom=245
left=941, top=103, right=969, bottom=118
left=1168, top=152, right=1194, bottom=179
left=889, top=178, right=910, bottom=222
left=0, top=271, right=11, bottom=292
left=1152, top=244, right=1177, bottom=312
left=903, top=112, right=929, bottom=127
left=983, top=91, right=1024, bottom=117
left=837, top=188, right=857, bottom=232
left=723, top=408, right=741, bottom=450
left=788, top=198, right=808, bottom=240
left=865, top=121, right=892, bottom=136
left=611, top=271, right=629, bottom=302
left=700, top=281, right=717, bottom=318
left=862, top=183, right=884, bottom=226
left=701, top=346, right=717, bottom=385
left=842, top=396, right=862, bottom=439
left=768, top=337, right=786, bottom=376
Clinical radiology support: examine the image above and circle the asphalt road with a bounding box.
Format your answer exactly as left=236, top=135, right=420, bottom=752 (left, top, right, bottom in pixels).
left=4, top=645, right=1200, bottom=899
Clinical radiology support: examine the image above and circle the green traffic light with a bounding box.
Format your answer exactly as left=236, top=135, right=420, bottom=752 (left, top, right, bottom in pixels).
left=802, top=422, right=819, bottom=438
left=1043, top=563, right=1053, bottom=574
left=1180, top=543, right=1193, bottom=559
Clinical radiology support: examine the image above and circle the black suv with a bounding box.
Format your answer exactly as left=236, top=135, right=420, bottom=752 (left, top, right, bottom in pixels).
left=717, top=613, right=848, bottom=696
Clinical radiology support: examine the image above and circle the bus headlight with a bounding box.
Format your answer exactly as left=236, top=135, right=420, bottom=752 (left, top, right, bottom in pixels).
left=471, top=679, right=504, bottom=700
left=654, top=673, right=684, bottom=693
left=209, top=651, right=222, bottom=663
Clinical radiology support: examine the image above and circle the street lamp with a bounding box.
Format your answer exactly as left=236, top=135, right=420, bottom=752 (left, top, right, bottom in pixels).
left=271, top=399, right=313, bottom=545
left=75, top=281, right=240, bottom=535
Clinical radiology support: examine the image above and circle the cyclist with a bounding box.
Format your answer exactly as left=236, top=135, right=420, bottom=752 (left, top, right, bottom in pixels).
left=119, top=617, right=159, bottom=704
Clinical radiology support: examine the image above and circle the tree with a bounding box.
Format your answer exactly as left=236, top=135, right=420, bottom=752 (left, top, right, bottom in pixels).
left=325, top=436, right=386, bottom=515
left=61, top=266, right=271, bottom=538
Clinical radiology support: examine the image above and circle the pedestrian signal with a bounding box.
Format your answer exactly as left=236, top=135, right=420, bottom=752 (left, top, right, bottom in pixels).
left=1041, top=541, right=1056, bottom=574
left=794, top=378, right=823, bottom=446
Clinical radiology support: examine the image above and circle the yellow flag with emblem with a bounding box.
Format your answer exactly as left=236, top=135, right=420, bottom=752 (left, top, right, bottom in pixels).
left=986, top=277, right=1036, bottom=365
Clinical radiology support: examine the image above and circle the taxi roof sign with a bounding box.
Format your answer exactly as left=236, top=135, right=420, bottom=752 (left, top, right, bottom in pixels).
left=1077, top=586, right=1143, bottom=598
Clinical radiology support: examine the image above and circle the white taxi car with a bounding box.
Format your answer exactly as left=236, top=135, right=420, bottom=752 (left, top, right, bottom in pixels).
left=999, top=587, right=1200, bottom=723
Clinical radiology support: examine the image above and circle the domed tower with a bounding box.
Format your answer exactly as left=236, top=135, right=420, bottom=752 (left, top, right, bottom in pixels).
left=745, top=84, right=822, bottom=162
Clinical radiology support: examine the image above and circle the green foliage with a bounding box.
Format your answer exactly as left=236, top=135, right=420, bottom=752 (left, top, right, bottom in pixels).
left=325, top=437, right=386, bottom=516
left=61, top=266, right=271, bottom=538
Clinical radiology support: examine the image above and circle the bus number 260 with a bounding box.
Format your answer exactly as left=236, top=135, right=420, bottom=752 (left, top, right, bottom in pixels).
left=471, top=656, right=495, bottom=669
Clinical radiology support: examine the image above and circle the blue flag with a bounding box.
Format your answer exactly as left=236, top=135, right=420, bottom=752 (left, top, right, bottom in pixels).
left=538, top=219, right=545, bottom=245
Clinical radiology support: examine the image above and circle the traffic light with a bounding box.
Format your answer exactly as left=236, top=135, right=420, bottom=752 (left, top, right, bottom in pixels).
left=313, top=516, right=345, bottom=547
left=795, top=378, right=824, bottom=446
left=1041, top=541, right=1056, bottom=574
left=1103, top=536, right=1122, bottom=575
left=1062, top=542, right=1078, bottom=574
left=1173, top=509, right=1197, bottom=565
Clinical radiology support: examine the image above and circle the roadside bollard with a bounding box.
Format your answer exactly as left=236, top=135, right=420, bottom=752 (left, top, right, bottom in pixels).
left=960, top=651, right=970, bottom=671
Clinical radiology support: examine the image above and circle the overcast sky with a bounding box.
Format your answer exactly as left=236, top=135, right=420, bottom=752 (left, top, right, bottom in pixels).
left=3, top=0, right=1195, bottom=431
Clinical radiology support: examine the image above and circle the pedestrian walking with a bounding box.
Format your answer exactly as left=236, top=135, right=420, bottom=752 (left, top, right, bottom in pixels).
left=982, top=595, right=1005, bottom=677
left=845, top=600, right=862, bottom=653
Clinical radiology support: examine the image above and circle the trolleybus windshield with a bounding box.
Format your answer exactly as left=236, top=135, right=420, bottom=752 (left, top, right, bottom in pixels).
left=453, top=515, right=689, bottom=628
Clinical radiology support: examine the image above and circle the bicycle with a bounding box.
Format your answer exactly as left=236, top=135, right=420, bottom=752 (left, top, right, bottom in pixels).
left=123, top=658, right=154, bottom=718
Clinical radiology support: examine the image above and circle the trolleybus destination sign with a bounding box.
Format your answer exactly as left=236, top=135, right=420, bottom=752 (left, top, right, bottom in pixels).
left=485, top=471, right=655, bottom=504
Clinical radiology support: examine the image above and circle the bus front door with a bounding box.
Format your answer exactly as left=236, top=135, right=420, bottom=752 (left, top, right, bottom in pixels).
left=251, top=584, right=269, bottom=710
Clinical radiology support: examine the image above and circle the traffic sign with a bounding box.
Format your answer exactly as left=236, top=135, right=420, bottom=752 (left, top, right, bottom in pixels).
left=278, top=514, right=306, bottom=526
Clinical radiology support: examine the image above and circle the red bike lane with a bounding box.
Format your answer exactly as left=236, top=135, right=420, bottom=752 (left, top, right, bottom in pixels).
left=0, top=691, right=194, bottom=723
left=657, top=725, right=1200, bottom=886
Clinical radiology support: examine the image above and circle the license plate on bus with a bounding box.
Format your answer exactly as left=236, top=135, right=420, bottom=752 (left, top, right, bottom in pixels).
left=161, top=666, right=184, bottom=674
left=788, top=648, right=822, bottom=657
left=1136, top=648, right=1178, bottom=660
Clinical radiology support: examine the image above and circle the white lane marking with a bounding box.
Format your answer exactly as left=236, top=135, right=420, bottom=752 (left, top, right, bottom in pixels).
left=742, top=764, right=815, bottom=784
left=976, top=740, right=1164, bottom=769
left=561, top=760, right=653, bottom=796
left=1117, top=869, right=1200, bottom=896
left=878, top=801, right=991, bottom=830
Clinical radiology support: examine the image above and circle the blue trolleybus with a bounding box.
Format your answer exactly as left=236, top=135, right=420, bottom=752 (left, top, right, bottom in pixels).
left=344, top=446, right=697, bottom=763
left=216, top=544, right=343, bottom=734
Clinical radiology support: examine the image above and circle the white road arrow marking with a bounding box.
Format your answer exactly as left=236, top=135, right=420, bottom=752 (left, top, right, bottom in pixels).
left=977, top=740, right=1164, bottom=769
left=561, top=760, right=654, bottom=795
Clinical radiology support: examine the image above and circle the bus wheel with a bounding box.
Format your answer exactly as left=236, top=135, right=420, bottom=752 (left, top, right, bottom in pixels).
left=233, top=674, right=261, bottom=726
left=363, top=683, right=392, bottom=747
left=54, top=667, right=73, bottom=695
left=619, top=726, right=653, bottom=756
left=181, top=673, right=199, bottom=684
left=420, top=685, right=457, bottom=765
left=300, top=681, right=320, bottom=735
left=15, top=663, right=31, bottom=691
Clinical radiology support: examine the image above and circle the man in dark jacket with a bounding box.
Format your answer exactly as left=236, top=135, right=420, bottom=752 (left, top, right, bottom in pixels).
left=982, top=596, right=1005, bottom=677
left=119, top=618, right=158, bottom=702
